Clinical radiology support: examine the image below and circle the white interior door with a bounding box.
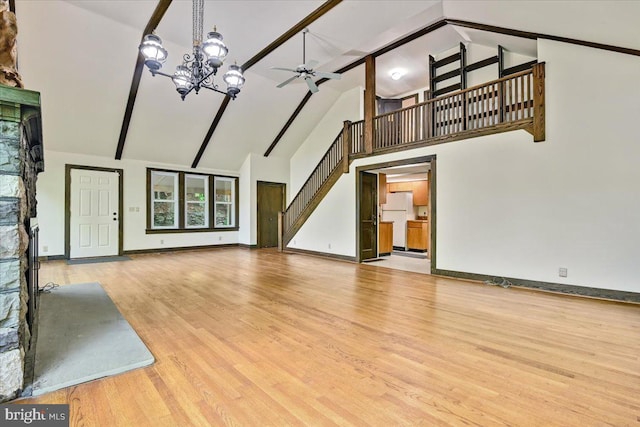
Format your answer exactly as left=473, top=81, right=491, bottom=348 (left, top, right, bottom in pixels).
left=70, top=169, right=119, bottom=258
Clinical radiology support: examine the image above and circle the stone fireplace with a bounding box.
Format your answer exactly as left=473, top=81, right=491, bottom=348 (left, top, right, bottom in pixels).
left=0, top=85, right=43, bottom=401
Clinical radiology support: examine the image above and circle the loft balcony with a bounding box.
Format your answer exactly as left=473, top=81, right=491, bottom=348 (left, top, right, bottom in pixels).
left=281, top=63, right=545, bottom=246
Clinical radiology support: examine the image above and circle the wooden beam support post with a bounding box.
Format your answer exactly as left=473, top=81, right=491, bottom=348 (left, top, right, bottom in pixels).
left=342, top=120, right=351, bottom=174
left=532, top=62, right=546, bottom=142
left=364, top=55, right=376, bottom=154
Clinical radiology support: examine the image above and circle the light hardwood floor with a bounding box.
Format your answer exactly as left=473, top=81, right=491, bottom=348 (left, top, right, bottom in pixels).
left=19, top=248, right=640, bottom=426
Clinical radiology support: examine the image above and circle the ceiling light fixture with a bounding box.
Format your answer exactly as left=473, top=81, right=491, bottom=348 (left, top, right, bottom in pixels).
left=390, top=69, right=406, bottom=81
left=139, top=0, right=245, bottom=101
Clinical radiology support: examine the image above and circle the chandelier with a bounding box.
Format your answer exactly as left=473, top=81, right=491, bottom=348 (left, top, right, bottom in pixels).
left=138, top=0, right=245, bottom=100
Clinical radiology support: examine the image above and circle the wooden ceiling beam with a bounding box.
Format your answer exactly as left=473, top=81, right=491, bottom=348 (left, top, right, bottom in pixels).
left=446, top=19, right=640, bottom=57
left=190, top=0, right=343, bottom=168
left=114, top=0, right=173, bottom=160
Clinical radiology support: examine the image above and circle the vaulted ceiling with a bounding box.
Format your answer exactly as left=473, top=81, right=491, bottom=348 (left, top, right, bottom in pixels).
left=14, top=1, right=640, bottom=171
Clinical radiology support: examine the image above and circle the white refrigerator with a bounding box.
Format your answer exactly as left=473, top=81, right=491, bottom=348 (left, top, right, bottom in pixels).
left=381, top=192, right=416, bottom=250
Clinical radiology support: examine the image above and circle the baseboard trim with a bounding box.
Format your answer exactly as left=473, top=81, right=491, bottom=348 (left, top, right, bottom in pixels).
left=284, top=247, right=356, bottom=263
left=432, top=268, right=640, bottom=304
left=238, top=244, right=259, bottom=249
left=123, top=243, right=240, bottom=255
left=38, top=255, right=66, bottom=262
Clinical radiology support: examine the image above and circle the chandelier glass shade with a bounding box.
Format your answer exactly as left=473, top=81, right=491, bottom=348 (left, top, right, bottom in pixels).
left=138, top=0, right=245, bottom=100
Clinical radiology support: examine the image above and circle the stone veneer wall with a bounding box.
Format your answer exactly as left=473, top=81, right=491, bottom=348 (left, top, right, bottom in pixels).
left=0, top=86, right=42, bottom=402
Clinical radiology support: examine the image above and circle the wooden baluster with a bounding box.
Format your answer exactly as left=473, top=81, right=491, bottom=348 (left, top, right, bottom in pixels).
left=457, top=94, right=460, bottom=133
left=434, top=101, right=438, bottom=136
left=446, top=97, right=451, bottom=135
left=498, top=81, right=504, bottom=124
left=474, top=89, right=478, bottom=129
left=485, top=84, right=490, bottom=127
left=526, top=73, right=531, bottom=118
left=426, top=102, right=431, bottom=139
left=506, top=79, right=511, bottom=122
left=492, top=83, right=497, bottom=125
left=439, top=99, right=443, bottom=136
left=520, top=75, right=525, bottom=120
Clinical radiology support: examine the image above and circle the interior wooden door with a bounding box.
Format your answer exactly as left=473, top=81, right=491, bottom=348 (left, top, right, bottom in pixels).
left=257, top=181, right=285, bottom=248
left=359, top=172, right=378, bottom=260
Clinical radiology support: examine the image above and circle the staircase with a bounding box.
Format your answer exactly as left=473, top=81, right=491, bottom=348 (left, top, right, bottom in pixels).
left=279, top=63, right=545, bottom=249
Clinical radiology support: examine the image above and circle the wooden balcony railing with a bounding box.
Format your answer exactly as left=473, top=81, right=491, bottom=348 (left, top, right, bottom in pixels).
left=280, top=63, right=544, bottom=248
left=374, top=67, right=540, bottom=151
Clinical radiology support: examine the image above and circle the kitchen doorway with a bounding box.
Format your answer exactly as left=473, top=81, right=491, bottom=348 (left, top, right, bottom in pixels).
left=355, top=155, right=436, bottom=274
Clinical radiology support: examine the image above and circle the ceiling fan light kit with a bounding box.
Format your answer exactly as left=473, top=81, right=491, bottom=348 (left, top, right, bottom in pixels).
left=272, top=27, right=341, bottom=93
left=138, top=0, right=245, bottom=100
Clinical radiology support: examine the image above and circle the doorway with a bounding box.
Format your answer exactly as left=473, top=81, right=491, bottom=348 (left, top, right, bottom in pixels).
left=356, top=155, right=436, bottom=273
left=65, top=165, right=123, bottom=259
left=359, top=172, right=378, bottom=261
left=257, top=181, right=285, bottom=248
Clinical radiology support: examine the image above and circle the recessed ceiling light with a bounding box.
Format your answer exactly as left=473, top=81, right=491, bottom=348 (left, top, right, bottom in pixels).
left=390, top=69, right=406, bottom=80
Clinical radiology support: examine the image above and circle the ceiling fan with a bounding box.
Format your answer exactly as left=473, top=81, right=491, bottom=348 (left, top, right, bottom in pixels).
left=271, top=28, right=341, bottom=93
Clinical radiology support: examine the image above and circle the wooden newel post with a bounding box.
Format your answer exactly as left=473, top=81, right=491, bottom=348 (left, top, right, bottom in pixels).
left=277, top=211, right=284, bottom=252
left=532, top=62, right=546, bottom=142
left=342, top=120, right=351, bottom=174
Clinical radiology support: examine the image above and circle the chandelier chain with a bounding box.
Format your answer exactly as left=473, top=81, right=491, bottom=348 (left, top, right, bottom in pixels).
left=193, top=0, right=204, bottom=45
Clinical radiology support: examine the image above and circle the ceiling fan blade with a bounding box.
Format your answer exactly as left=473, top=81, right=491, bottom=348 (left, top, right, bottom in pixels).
left=271, top=67, right=299, bottom=73
left=277, top=75, right=299, bottom=88
left=314, top=71, right=342, bottom=80
left=305, top=77, right=319, bottom=93
left=303, top=59, right=319, bottom=69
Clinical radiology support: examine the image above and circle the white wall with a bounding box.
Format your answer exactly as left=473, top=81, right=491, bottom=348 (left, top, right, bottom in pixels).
left=289, top=86, right=364, bottom=198
left=288, top=39, right=640, bottom=293
left=37, top=150, right=240, bottom=256
left=246, top=154, right=290, bottom=246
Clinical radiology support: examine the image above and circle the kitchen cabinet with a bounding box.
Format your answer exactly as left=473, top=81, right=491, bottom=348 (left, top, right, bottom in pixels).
left=387, top=181, right=413, bottom=192
left=378, top=173, right=387, bottom=205
left=378, top=221, right=393, bottom=255
left=412, top=180, right=428, bottom=206
left=387, top=180, right=428, bottom=206
left=406, top=220, right=429, bottom=252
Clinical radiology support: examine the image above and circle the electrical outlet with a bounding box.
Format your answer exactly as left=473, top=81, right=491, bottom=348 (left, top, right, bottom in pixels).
left=328, top=243, right=331, bottom=249
left=293, top=240, right=296, bottom=245
left=160, top=239, right=164, bottom=245
left=135, top=207, right=140, bottom=212
left=128, top=207, right=135, bottom=212
left=559, top=267, right=568, bottom=278
left=218, top=236, right=222, bottom=241
left=43, top=245, right=48, bottom=253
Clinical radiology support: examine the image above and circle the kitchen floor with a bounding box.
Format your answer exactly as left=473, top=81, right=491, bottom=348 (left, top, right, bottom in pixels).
left=373, top=253, right=431, bottom=274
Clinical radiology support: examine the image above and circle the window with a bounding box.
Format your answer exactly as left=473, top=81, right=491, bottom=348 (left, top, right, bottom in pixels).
left=185, top=175, right=209, bottom=228
left=151, top=171, right=178, bottom=229
left=214, top=177, right=235, bottom=228
left=147, top=169, right=238, bottom=233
